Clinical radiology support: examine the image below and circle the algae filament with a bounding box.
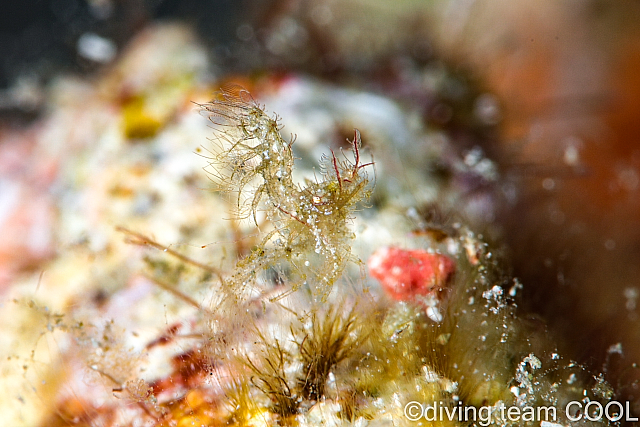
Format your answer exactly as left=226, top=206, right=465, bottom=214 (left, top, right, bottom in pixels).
left=199, top=86, right=373, bottom=301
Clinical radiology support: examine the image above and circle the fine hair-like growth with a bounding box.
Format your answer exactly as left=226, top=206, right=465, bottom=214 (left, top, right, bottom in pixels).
left=198, top=86, right=373, bottom=302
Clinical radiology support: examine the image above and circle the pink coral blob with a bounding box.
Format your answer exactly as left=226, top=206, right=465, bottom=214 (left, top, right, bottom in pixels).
left=367, top=247, right=455, bottom=301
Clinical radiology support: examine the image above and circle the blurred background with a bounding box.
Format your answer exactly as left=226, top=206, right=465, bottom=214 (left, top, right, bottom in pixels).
left=2, top=0, right=640, bottom=418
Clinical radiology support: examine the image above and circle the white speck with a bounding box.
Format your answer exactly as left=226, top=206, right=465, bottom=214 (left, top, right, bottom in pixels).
left=542, top=178, right=555, bottom=190
left=624, top=288, right=638, bottom=311
left=426, top=306, right=443, bottom=322
left=444, top=380, right=457, bottom=393
left=77, top=33, right=117, bottom=63
left=422, top=366, right=440, bottom=382
left=567, top=373, right=576, bottom=384
left=406, top=206, right=419, bottom=220
left=564, top=145, right=580, bottom=166
left=482, top=285, right=503, bottom=300
left=464, top=147, right=483, bottom=167
left=327, top=372, right=335, bottom=384
left=607, top=343, right=623, bottom=355
left=304, top=261, right=310, bottom=266
left=524, top=354, right=541, bottom=369
left=509, top=278, right=523, bottom=297
left=447, top=238, right=460, bottom=255
left=474, top=93, right=501, bottom=125
left=0, top=179, right=20, bottom=228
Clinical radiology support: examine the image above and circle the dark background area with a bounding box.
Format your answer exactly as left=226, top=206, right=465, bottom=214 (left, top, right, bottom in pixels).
left=0, top=0, right=272, bottom=89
